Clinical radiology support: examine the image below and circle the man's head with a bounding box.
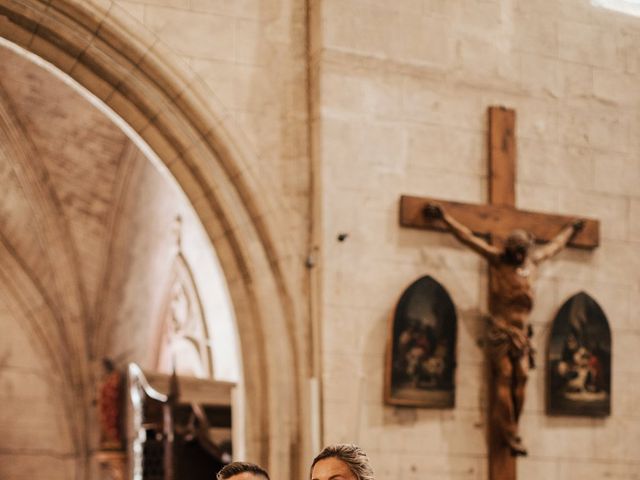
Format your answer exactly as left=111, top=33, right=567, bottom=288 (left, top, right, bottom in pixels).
left=503, top=229, right=534, bottom=265
left=310, top=444, right=374, bottom=480
left=217, top=462, right=269, bottom=480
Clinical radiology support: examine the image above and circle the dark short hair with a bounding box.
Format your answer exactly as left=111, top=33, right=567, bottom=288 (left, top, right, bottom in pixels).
left=310, top=444, right=374, bottom=480
left=217, top=462, right=270, bottom=480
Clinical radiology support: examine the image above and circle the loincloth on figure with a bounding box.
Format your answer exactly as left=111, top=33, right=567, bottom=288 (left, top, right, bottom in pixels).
left=486, top=317, right=535, bottom=368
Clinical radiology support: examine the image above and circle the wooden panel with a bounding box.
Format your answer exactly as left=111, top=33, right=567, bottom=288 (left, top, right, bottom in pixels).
left=144, top=371, right=234, bottom=406
left=400, top=195, right=599, bottom=249
left=488, top=106, right=516, bottom=207
left=488, top=272, right=516, bottom=480
left=489, top=424, right=516, bottom=480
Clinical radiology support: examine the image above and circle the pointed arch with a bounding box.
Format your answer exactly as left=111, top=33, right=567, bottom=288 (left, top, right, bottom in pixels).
left=547, top=291, right=611, bottom=417
left=0, top=1, right=308, bottom=478
left=152, top=252, right=215, bottom=379
left=385, top=275, right=458, bottom=408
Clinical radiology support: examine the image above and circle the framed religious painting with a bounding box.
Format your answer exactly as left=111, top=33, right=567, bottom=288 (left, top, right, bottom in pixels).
left=384, top=275, right=457, bottom=408
left=547, top=292, right=611, bottom=417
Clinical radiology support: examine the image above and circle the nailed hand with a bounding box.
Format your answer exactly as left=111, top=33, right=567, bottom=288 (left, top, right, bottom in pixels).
left=572, top=219, right=586, bottom=232
left=423, top=203, right=444, bottom=220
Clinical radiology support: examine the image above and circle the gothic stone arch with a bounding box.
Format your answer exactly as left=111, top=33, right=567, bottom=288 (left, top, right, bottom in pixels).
left=0, top=1, right=307, bottom=478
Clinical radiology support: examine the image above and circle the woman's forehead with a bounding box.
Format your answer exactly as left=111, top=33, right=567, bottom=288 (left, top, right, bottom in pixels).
left=312, top=457, right=354, bottom=478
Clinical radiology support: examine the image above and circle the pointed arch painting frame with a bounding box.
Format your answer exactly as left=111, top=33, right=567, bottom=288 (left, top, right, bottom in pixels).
left=152, top=252, right=215, bottom=379
left=547, top=291, right=612, bottom=417
left=384, top=275, right=457, bottom=408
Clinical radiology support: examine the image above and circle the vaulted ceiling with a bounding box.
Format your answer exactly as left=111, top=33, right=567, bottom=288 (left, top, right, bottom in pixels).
left=0, top=44, right=233, bottom=478
left=0, top=44, right=143, bottom=363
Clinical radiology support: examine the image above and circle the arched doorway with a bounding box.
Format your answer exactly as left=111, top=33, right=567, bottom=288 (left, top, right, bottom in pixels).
left=0, top=1, right=308, bottom=478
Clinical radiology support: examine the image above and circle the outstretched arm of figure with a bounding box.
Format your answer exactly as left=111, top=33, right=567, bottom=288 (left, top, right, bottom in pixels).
left=532, top=219, right=585, bottom=264
left=424, top=204, right=501, bottom=262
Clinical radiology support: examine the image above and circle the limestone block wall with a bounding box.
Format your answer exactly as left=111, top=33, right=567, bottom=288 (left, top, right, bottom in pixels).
left=2, top=0, right=639, bottom=478
left=315, top=1, right=640, bottom=479
left=113, top=0, right=311, bottom=266
left=103, top=13, right=315, bottom=460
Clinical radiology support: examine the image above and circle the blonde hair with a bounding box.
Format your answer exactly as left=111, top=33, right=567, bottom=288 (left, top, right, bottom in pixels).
left=310, top=444, right=374, bottom=480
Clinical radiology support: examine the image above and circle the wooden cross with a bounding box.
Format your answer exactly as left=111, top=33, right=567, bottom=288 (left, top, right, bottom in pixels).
left=399, top=106, right=599, bottom=480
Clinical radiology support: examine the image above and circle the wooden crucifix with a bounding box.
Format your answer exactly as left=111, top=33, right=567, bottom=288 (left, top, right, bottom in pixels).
left=399, top=106, right=599, bottom=480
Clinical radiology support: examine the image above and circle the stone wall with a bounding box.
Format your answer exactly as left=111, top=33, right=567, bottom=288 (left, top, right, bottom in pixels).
left=31, top=0, right=639, bottom=477
left=314, top=1, right=640, bottom=479
left=1, top=0, right=639, bottom=479
left=113, top=0, right=311, bottom=262
left=0, top=0, right=315, bottom=475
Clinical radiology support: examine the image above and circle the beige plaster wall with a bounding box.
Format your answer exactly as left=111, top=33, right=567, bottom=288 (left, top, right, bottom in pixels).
left=315, top=1, right=640, bottom=479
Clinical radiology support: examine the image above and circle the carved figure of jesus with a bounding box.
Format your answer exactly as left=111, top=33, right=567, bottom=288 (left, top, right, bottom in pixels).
left=425, top=204, right=584, bottom=456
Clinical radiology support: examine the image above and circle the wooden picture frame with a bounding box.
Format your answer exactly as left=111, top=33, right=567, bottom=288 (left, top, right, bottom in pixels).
left=547, top=292, right=611, bottom=417
left=384, top=275, right=457, bottom=408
